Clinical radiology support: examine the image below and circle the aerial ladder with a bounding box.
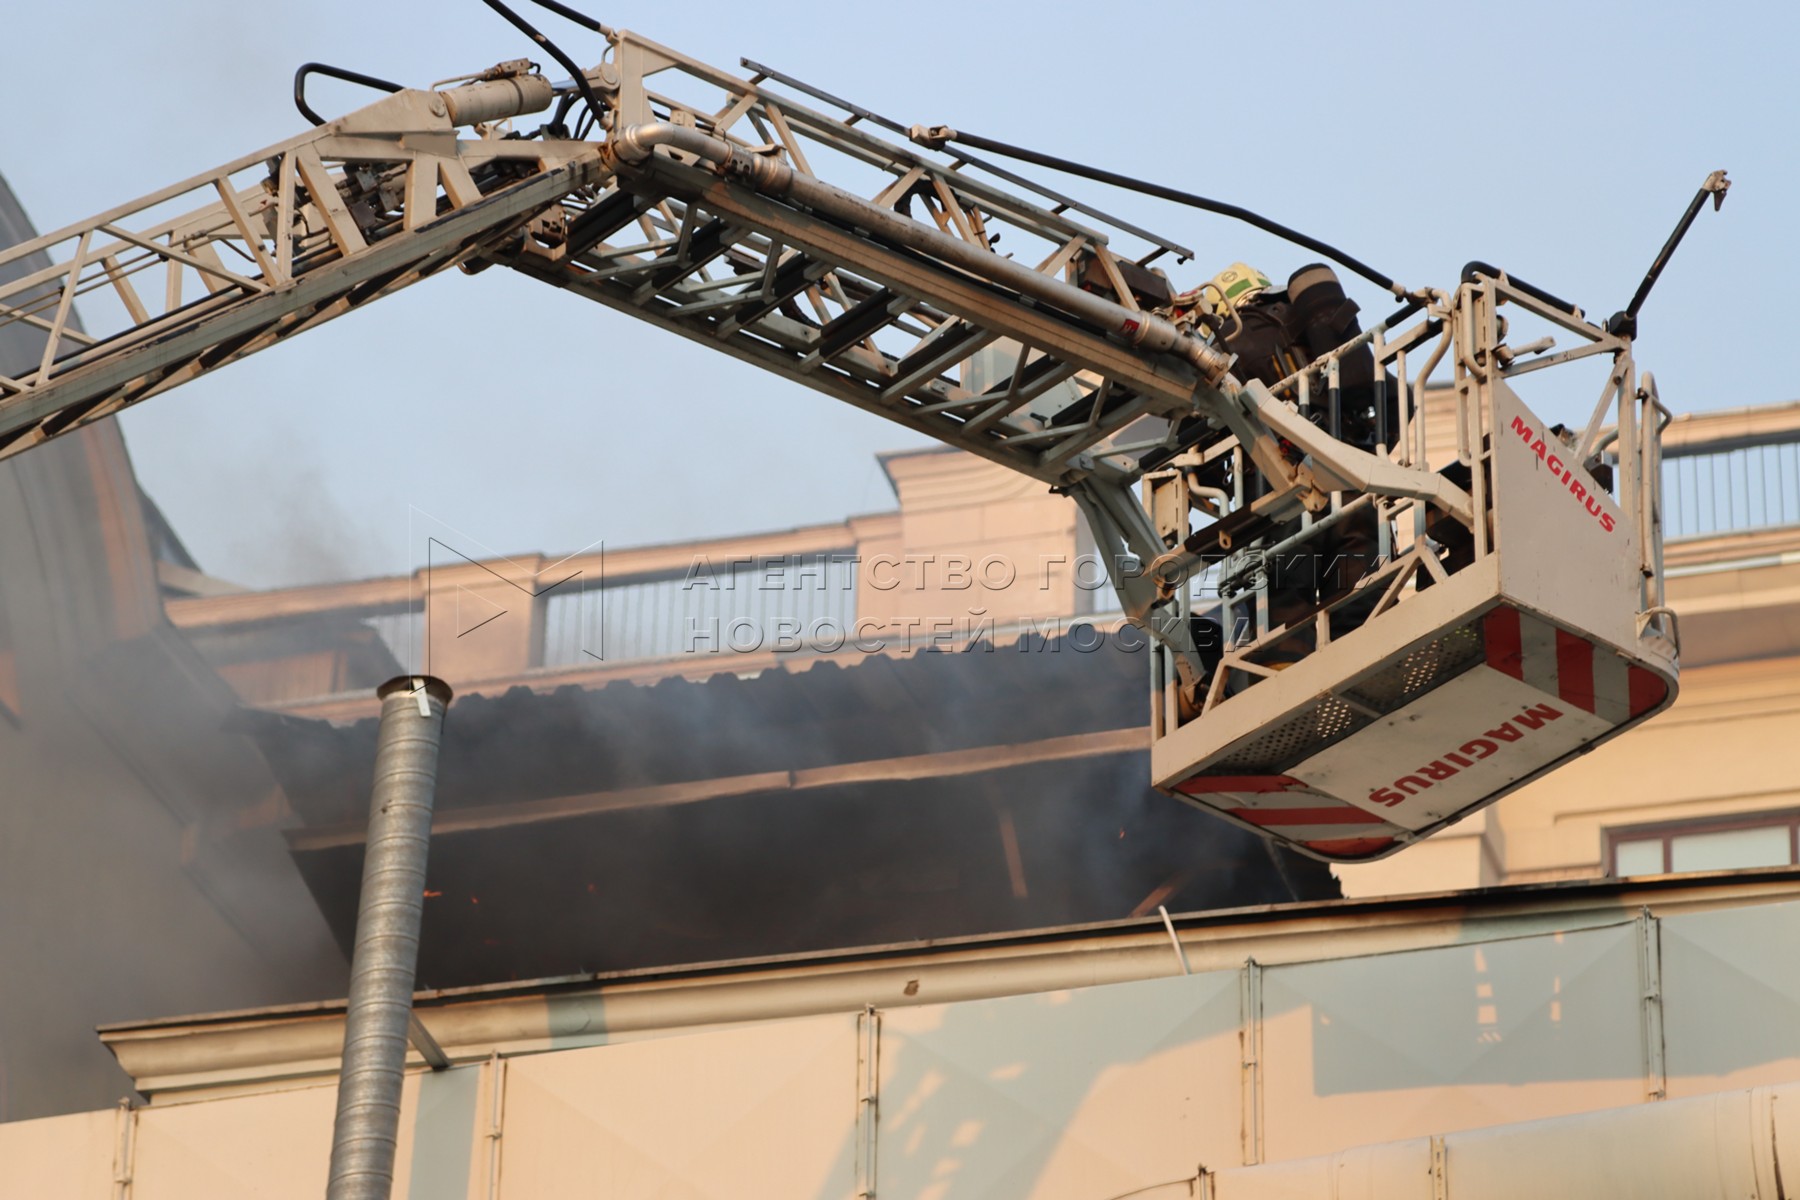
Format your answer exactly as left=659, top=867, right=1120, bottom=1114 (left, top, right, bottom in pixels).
left=0, top=10, right=1719, bottom=862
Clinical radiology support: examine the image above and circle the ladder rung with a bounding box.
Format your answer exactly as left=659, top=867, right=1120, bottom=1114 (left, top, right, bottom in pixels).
left=566, top=189, right=654, bottom=257
left=813, top=288, right=901, bottom=361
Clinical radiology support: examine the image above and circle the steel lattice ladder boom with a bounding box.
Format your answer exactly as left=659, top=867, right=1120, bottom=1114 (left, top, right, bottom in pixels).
left=0, top=31, right=1680, bottom=861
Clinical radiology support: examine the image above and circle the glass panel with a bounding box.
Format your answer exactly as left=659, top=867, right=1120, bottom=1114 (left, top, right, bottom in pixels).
left=1614, top=838, right=1665, bottom=877
left=1670, top=825, right=1793, bottom=873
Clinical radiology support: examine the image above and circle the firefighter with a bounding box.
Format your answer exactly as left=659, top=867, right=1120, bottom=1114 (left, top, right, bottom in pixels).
left=1206, top=262, right=1392, bottom=647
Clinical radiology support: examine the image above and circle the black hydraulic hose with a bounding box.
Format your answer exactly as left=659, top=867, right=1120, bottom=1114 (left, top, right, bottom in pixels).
left=520, top=0, right=607, bottom=31
left=742, top=58, right=1196, bottom=264
left=1614, top=169, right=1730, bottom=336
left=549, top=91, right=579, bottom=131
left=293, top=63, right=404, bottom=127
left=1382, top=296, right=1426, bottom=328
left=479, top=0, right=607, bottom=130
left=1460, top=260, right=1583, bottom=317
left=917, top=127, right=1402, bottom=295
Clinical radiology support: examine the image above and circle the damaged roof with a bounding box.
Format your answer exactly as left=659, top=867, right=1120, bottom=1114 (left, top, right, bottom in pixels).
left=244, top=628, right=1339, bottom=987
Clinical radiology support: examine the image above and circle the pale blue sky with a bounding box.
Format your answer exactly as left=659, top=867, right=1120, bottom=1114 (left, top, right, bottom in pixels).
left=2, top=0, right=1787, bottom=586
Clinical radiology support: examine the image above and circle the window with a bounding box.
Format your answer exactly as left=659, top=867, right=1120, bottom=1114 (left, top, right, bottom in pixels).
left=1608, top=812, right=1800, bottom=877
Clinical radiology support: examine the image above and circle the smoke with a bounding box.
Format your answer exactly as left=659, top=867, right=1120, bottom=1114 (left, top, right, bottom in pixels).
left=0, top=180, right=350, bottom=1122
left=169, top=447, right=390, bottom=589
left=232, top=466, right=389, bottom=588
left=270, top=625, right=1337, bottom=989
left=0, top=426, right=358, bottom=1121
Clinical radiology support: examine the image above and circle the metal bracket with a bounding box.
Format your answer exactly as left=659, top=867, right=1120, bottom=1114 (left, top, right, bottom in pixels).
left=1239, top=958, right=1264, bottom=1166
left=111, top=1097, right=138, bottom=1199
left=856, top=1005, right=881, bottom=1198
left=483, top=1052, right=507, bottom=1200
left=409, top=1012, right=452, bottom=1071
left=1637, top=908, right=1667, bottom=1102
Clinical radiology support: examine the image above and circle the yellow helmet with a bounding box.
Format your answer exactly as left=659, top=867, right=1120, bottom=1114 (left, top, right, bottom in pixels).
left=1207, top=262, right=1272, bottom=318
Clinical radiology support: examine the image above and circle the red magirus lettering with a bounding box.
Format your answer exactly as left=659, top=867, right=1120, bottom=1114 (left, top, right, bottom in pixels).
left=1512, top=703, right=1563, bottom=730
left=1509, top=412, right=1616, bottom=535
left=1367, top=706, right=1567, bottom=810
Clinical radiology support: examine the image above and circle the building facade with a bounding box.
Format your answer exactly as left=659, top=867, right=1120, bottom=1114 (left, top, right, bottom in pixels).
left=8, top=870, right=1800, bottom=1198
left=164, top=396, right=1800, bottom=898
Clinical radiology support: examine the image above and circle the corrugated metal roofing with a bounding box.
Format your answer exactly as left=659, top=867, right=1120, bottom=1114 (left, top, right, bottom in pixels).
left=249, top=627, right=1151, bottom=826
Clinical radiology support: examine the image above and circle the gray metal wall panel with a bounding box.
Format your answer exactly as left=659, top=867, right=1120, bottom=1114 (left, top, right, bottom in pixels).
left=1660, top=898, right=1800, bottom=1097
left=1260, top=923, right=1645, bottom=1160
left=24, top=896, right=1800, bottom=1194
left=876, top=971, right=1242, bottom=1199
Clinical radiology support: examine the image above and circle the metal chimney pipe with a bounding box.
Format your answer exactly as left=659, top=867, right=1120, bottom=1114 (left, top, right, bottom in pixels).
left=325, top=675, right=452, bottom=1200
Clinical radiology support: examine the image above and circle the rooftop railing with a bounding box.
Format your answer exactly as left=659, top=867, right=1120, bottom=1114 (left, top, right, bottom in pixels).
left=165, top=402, right=1800, bottom=708
left=539, top=551, right=859, bottom=667
left=1659, top=402, right=1800, bottom=541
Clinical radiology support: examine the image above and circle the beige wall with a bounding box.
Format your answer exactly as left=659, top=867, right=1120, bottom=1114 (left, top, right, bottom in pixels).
left=855, top=449, right=1088, bottom=638
left=1489, top=653, right=1800, bottom=885
left=21, top=884, right=1800, bottom=1197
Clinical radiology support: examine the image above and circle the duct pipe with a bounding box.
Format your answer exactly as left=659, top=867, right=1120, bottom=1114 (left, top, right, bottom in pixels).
left=607, top=123, right=1234, bottom=386
left=325, top=676, right=453, bottom=1200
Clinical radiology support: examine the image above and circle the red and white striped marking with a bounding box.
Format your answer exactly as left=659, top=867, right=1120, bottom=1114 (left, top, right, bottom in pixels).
left=1169, top=605, right=1671, bottom=863
left=1482, top=606, right=1667, bottom=723
left=1172, top=774, right=1401, bottom=860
